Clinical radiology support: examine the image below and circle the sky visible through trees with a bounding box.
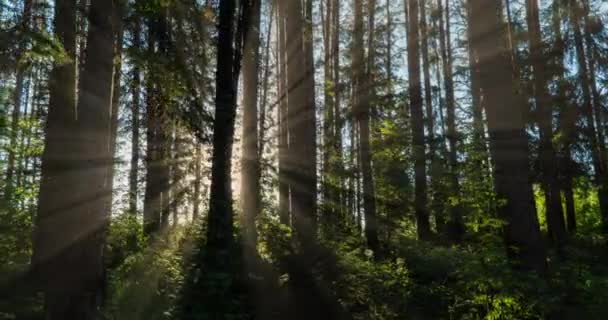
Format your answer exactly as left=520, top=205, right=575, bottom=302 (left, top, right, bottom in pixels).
left=3, top=0, right=608, bottom=319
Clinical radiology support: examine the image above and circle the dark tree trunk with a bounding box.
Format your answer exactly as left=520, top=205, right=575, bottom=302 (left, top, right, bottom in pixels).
left=438, top=0, right=464, bottom=241
left=143, top=10, right=171, bottom=235
left=465, top=0, right=487, bottom=159
left=569, top=0, right=608, bottom=233
left=419, top=0, right=443, bottom=233
left=286, top=0, right=317, bottom=246
left=240, top=0, right=262, bottom=251
left=353, top=0, right=379, bottom=255
left=192, top=143, right=203, bottom=221
left=205, top=0, right=243, bottom=266
left=322, top=0, right=336, bottom=233
left=582, top=0, right=608, bottom=233
left=407, top=0, right=431, bottom=240
left=129, top=13, right=142, bottom=215
left=33, top=0, right=117, bottom=317
left=525, top=0, right=566, bottom=245
left=358, top=0, right=380, bottom=256
left=277, top=0, right=290, bottom=225
left=552, top=0, right=576, bottom=233
left=332, top=0, right=344, bottom=222
left=467, top=0, right=546, bottom=274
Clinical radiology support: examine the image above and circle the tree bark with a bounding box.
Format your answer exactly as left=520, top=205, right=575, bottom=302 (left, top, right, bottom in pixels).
left=552, top=0, right=576, bottom=233
left=353, top=0, right=380, bottom=255
left=525, top=0, right=566, bottom=245
left=286, top=0, right=318, bottom=246
left=277, top=0, right=290, bottom=225
left=569, top=0, right=608, bottom=232
left=322, top=0, right=337, bottom=232
left=582, top=0, right=608, bottom=233
left=240, top=0, right=262, bottom=250
left=406, top=0, right=431, bottom=240
left=467, top=0, right=546, bottom=274
left=143, top=10, right=171, bottom=235
left=33, top=0, right=117, bottom=317
left=439, top=0, right=464, bottom=241
left=5, top=0, right=32, bottom=201
left=128, top=12, right=142, bottom=215
left=206, top=0, right=249, bottom=266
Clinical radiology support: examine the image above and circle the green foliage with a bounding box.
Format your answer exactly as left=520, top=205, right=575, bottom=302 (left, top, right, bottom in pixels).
left=104, top=223, right=189, bottom=320
left=330, top=242, right=411, bottom=320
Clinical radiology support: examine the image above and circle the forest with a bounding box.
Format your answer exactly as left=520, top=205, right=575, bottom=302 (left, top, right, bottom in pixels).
left=1, top=0, right=608, bottom=319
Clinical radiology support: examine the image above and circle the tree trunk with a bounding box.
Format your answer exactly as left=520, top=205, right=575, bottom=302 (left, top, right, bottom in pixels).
left=5, top=0, right=32, bottom=201
left=569, top=0, right=608, bottom=232
left=525, top=0, right=566, bottom=245
left=192, top=143, right=203, bottom=221
left=286, top=0, right=317, bottom=246
left=128, top=13, right=142, bottom=215
left=143, top=10, right=171, bottom=235
left=332, top=0, right=344, bottom=222
left=277, top=0, right=290, bottom=225
left=438, top=0, right=464, bottom=241
left=205, top=0, right=243, bottom=266
left=353, top=0, right=380, bottom=255
left=466, top=0, right=486, bottom=159
left=33, top=0, right=117, bottom=317
left=582, top=0, right=608, bottom=233
left=552, top=0, right=576, bottom=233
left=467, top=0, right=546, bottom=274
left=406, top=0, right=431, bottom=240
left=322, top=0, right=337, bottom=233
left=240, top=0, right=262, bottom=251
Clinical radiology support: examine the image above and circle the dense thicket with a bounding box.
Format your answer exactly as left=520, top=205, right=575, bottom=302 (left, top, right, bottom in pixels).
left=2, top=0, right=608, bottom=319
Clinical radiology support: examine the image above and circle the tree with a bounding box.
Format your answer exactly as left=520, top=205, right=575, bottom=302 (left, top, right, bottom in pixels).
left=353, top=0, right=380, bottom=255
left=5, top=0, right=32, bottom=201
left=552, top=0, right=576, bottom=233
left=205, top=0, right=251, bottom=265
left=277, top=0, right=290, bottom=226
left=240, top=0, right=262, bottom=251
left=525, top=0, right=566, bottom=245
left=143, top=7, right=171, bottom=234
left=438, top=0, right=464, bottom=241
left=569, top=0, right=608, bottom=233
left=467, top=0, right=545, bottom=273
left=129, top=7, right=142, bottom=215
left=32, top=0, right=118, bottom=317
left=285, top=0, right=317, bottom=245
left=406, top=0, right=431, bottom=240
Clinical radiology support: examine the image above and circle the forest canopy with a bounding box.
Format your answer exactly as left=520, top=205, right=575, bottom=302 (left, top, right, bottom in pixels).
left=2, top=0, right=608, bottom=319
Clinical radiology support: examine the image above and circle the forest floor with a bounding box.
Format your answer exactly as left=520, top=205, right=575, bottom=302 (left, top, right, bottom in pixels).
left=3, top=218, right=608, bottom=320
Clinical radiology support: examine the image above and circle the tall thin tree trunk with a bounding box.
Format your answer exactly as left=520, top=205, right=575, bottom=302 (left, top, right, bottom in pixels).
left=192, top=143, right=203, bottom=221
left=436, top=0, right=464, bottom=241
left=552, top=0, right=576, bottom=233
left=407, top=0, right=431, bottom=240
left=525, top=0, right=566, bottom=245
left=286, top=0, right=317, bottom=246
left=322, top=0, right=336, bottom=232
left=582, top=0, right=608, bottom=232
left=277, top=0, right=290, bottom=225
left=331, top=0, right=344, bottom=223
left=5, top=0, right=32, bottom=200
left=129, top=13, right=141, bottom=215
left=240, top=0, right=262, bottom=251
left=143, top=11, right=171, bottom=235
left=353, top=0, right=379, bottom=255
left=569, top=0, right=608, bottom=232
left=468, top=0, right=546, bottom=274
left=205, top=0, right=244, bottom=266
